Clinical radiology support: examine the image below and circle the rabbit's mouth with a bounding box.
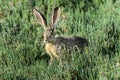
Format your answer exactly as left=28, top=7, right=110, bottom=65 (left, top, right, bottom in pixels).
left=44, top=40, right=52, bottom=43
left=44, top=40, right=48, bottom=43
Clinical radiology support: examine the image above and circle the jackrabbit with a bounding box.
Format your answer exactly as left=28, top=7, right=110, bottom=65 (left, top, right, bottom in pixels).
left=33, top=7, right=89, bottom=64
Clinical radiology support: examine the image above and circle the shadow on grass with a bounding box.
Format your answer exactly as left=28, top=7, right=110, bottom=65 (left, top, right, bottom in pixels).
left=35, top=53, right=50, bottom=64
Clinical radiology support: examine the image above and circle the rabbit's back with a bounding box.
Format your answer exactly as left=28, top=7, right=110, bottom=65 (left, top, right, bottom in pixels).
left=54, top=36, right=89, bottom=48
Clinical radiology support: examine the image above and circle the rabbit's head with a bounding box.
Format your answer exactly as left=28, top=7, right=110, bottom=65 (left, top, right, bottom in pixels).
left=33, top=7, right=60, bottom=43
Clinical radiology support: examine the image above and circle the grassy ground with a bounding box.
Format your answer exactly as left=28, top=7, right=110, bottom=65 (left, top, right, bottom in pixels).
left=0, top=0, right=120, bottom=80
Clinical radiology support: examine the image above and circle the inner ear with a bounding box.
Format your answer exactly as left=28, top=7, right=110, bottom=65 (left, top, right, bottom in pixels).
left=33, top=9, right=47, bottom=29
left=51, top=7, right=60, bottom=26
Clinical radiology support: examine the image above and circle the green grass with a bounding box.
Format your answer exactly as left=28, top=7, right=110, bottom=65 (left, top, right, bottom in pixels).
left=0, top=0, right=120, bottom=80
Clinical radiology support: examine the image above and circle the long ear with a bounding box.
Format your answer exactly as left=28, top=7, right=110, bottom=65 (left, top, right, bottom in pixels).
left=51, top=7, right=60, bottom=26
left=33, top=9, right=47, bottom=30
